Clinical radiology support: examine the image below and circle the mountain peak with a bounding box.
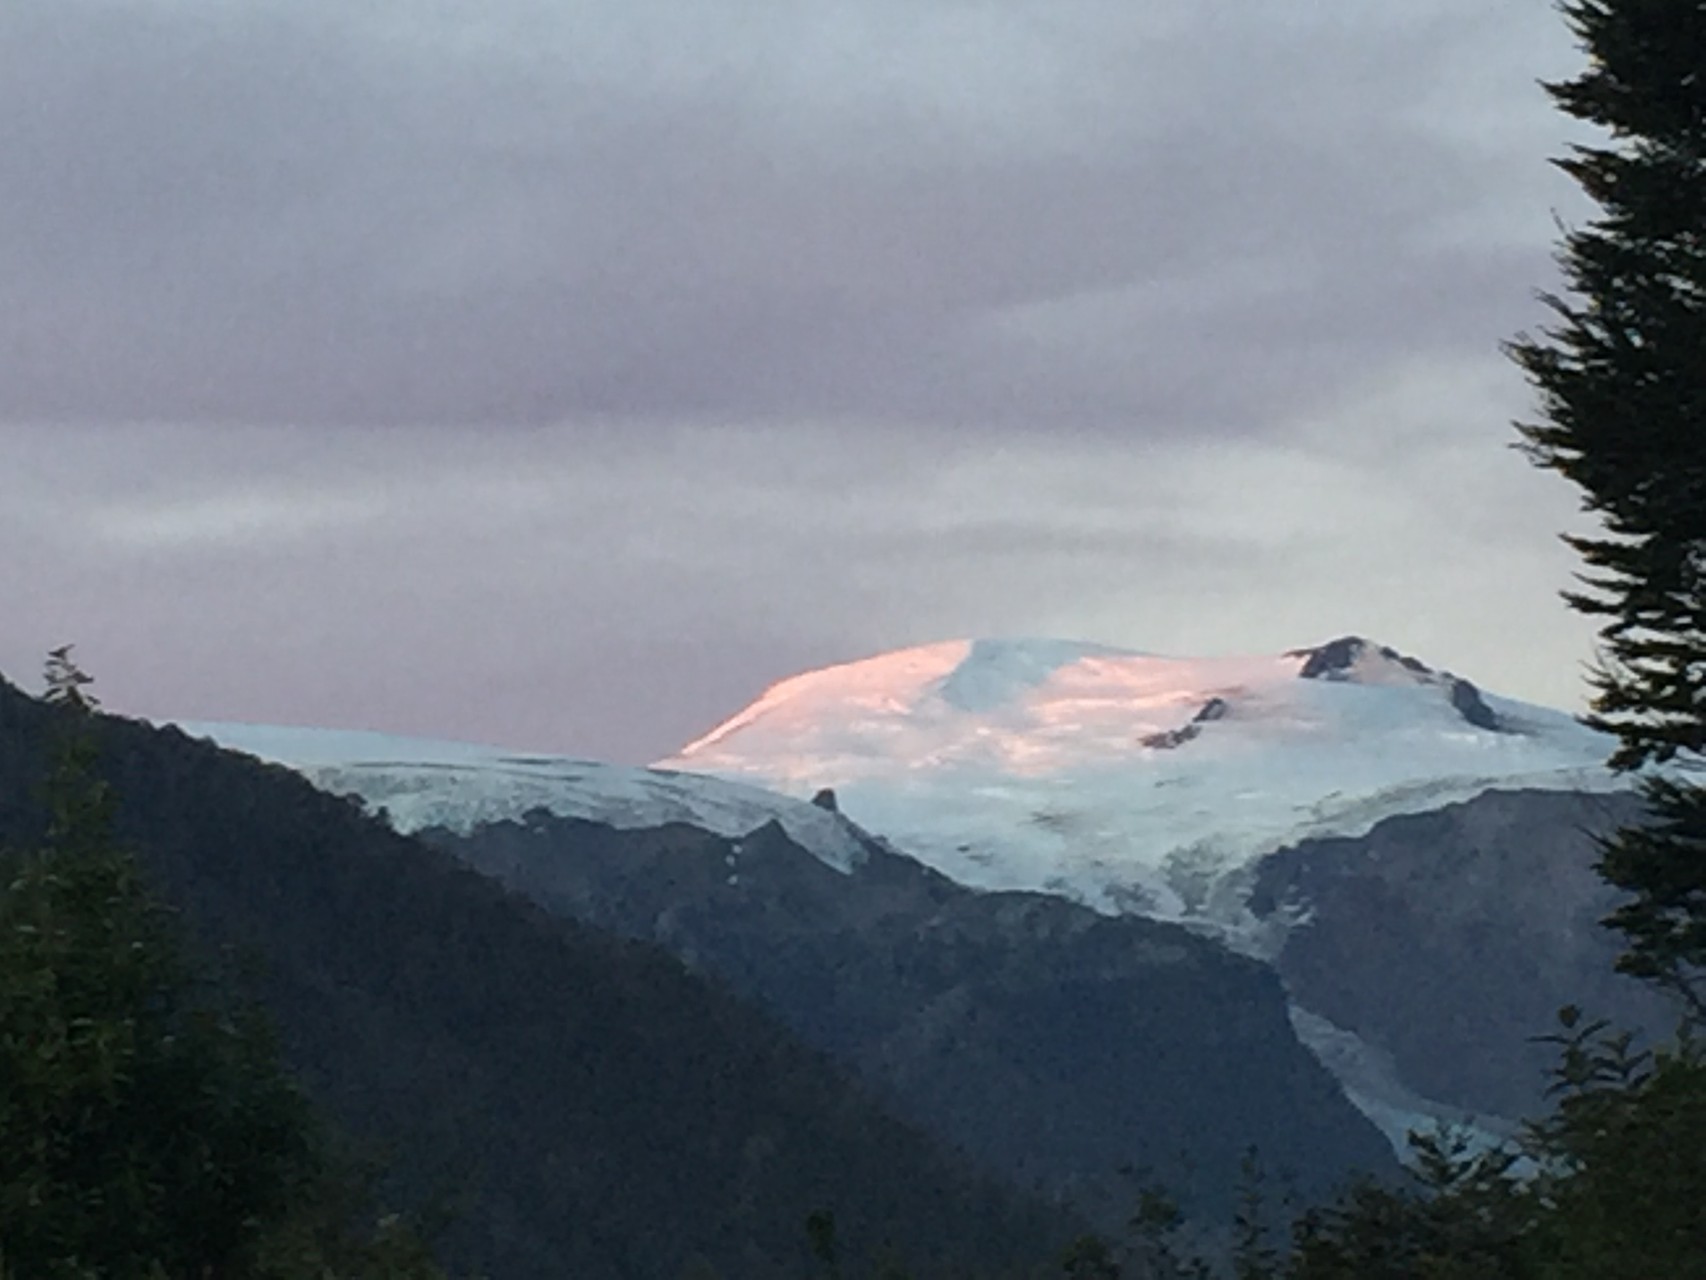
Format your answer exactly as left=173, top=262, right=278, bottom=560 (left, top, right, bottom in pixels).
left=672, top=634, right=1528, bottom=776
left=1291, top=635, right=1398, bottom=680
left=1286, top=636, right=1504, bottom=731
left=660, top=635, right=1614, bottom=933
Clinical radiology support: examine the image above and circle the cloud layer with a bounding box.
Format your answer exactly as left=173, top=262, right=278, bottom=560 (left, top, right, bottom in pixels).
left=1, top=0, right=1604, bottom=760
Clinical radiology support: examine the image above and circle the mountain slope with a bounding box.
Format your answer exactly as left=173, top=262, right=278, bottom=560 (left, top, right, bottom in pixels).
left=1253, top=787, right=1678, bottom=1119
left=660, top=635, right=1624, bottom=950
left=165, top=719, right=1395, bottom=1218
left=0, top=677, right=1071, bottom=1280
left=159, top=635, right=1669, bottom=1163
left=417, top=811, right=1396, bottom=1221
left=660, top=635, right=1678, bottom=1134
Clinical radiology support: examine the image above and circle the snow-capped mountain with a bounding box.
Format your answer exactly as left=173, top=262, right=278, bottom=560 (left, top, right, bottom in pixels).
left=164, top=636, right=1654, bottom=1166
left=169, top=721, right=873, bottom=873
left=659, top=635, right=1624, bottom=952
left=165, top=711, right=1400, bottom=1206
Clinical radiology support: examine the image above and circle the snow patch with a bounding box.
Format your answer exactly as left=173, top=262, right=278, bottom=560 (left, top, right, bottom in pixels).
left=660, top=636, right=1625, bottom=951
left=172, top=722, right=871, bottom=873
left=1289, top=1006, right=1516, bottom=1163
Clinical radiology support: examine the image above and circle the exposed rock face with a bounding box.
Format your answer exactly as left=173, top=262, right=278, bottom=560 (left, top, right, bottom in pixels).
left=810, top=787, right=840, bottom=812
left=1140, top=696, right=1231, bottom=751
left=422, top=813, right=1395, bottom=1219
left=1289, top=635, right=1507, bottom=733
left=1252, top=788, right=1678, bottom=1120
left=1448, top=678, right=1502, bottom=733
left=1292, top=635, right=1400, bottom=680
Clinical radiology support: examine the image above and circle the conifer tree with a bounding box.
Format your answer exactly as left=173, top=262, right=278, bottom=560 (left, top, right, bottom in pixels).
left=1507, top=0, right=1706, bottom=1008
left=0, top=649, right=446, bottom=1279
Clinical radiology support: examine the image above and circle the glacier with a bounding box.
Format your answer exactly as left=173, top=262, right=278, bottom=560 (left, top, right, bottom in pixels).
left=176, top=635, right=1627, bottom=960
left=165, top=634, right=1637, bottom=1162
left=659, top=635, right=1626, bottom=954
left=169, top=721, right=873, bottom=873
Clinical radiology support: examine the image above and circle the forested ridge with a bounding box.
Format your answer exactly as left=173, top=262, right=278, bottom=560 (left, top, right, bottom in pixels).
left=0, top=672, right=1072, bottom=1279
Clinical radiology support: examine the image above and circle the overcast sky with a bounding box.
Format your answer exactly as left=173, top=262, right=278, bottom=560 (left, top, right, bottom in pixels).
left=2, top=0, right=1605, bottom=763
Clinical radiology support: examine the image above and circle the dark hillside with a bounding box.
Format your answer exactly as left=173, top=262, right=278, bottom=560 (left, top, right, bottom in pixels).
left=0, top=677, right=1070, bottom=1280
left=1252, top=787, right=1676, bottom=1119
left=425, top=811, right=1395, bottom=1222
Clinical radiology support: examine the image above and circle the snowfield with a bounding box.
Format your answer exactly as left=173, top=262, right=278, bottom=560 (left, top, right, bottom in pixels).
left=659, top=636, right=1626, bottom=952
left=177, top=636, right=1625, bottom=955
left=169, top=721, right=872, bottom=873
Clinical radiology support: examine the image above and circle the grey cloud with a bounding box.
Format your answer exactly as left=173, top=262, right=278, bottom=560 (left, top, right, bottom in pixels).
left=2, top=0, right=1573, bottom=433
left=0, top=2, right=1605, bottom=762
left=1, top=409, right=1595, bottom=763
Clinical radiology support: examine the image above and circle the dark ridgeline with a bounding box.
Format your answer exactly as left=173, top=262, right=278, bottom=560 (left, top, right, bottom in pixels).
left=424, top=811, right=1397, bottom=1224
left=0, top=675, right=1072, bottom=1280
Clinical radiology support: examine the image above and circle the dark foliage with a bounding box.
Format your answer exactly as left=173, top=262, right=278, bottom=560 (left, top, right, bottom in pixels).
left=1, top=653, right=445, bottom=1279
left=0, top=673, right=1069, bottom=1280
left=1022, top=1022, right=1706, bottom=1280
left=1506, top=0, right=1706, bottom=1004
left=1232, top=1011, right=1706, bottom=1280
